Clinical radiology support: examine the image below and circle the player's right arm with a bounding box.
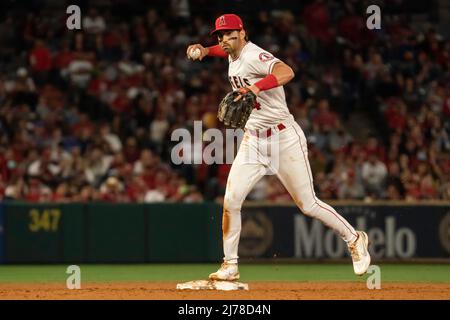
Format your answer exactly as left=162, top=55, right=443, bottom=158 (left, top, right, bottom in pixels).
left=186, top=44, right=228, bottom=61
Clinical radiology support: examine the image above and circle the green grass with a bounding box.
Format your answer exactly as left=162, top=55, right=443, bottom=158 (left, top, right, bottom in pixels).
left=0, top=264, right=448, bottom=283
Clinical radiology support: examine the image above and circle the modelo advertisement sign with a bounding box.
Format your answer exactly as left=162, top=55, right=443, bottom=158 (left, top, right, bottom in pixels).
left=238, top=204, right=450, bottom=260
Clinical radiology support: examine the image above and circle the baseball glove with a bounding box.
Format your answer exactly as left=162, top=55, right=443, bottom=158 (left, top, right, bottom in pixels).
left=217, top=88, right=256, bottom=129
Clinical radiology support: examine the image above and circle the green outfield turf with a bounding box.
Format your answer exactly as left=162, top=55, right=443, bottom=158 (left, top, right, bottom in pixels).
left=0, top=264, right=449, bottom=283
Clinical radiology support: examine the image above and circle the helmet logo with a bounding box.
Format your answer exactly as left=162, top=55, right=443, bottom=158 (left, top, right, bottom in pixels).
left=218, top=15, right=226, bottom=26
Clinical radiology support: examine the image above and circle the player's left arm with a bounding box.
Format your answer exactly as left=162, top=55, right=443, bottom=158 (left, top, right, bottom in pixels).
left=270, top=61, right=295, bottom=86
left=245, top=61, right=295, bottom=96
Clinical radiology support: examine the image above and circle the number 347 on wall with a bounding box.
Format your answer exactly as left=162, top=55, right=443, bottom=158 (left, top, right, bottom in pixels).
left=29, top=209, right=61, bottom=232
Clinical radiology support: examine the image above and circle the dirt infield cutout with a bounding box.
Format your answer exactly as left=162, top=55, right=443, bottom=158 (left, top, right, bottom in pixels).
left=0, top=281, right=449, bottom=300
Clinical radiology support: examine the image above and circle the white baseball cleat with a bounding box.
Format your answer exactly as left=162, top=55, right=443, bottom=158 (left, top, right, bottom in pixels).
left=208, top=262, right=240, bottom=281
left=348, top=231, right=371, bottom=276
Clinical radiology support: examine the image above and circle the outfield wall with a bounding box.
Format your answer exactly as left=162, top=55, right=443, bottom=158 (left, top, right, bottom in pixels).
left=1, top=202, right=449, bottom=263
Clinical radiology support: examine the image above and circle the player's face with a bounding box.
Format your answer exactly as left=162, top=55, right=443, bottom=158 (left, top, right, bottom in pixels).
left=217, top=30, right=242, bottom=53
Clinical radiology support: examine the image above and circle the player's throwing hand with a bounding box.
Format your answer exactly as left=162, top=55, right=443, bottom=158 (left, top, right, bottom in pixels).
left=186, top=44, right=208, bottom=61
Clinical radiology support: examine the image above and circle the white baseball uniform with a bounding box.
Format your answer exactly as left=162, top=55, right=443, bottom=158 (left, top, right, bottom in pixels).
left=222, top=41, right=358, bottom=263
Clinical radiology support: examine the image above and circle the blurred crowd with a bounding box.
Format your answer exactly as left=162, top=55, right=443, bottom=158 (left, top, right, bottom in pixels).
left=0, top=0, right=449, bottom=203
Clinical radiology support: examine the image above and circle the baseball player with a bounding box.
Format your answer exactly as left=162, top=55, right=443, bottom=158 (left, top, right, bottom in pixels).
left=186, top=14, right=370, bottom=281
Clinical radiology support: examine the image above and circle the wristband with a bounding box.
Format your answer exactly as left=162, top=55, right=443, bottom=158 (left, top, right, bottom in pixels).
left=254, top=74, right=279, bottom=91
left=207, top=45, right=228, bottom=58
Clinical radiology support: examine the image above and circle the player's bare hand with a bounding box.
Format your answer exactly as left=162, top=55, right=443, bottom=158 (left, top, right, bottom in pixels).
left=234, top=86, right=260, bottom=102
left=186, top=44, right=208, bottom=61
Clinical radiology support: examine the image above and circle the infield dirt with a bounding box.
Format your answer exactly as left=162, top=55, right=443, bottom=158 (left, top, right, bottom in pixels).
left=1, top=281, right=449, bottom=299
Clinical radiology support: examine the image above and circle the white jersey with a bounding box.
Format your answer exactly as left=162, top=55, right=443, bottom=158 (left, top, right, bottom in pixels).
left=227, top=41, right=294, bottom=130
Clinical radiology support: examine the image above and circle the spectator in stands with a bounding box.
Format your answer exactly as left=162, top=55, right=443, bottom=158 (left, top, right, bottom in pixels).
left=83, top=8, right=106, bottom=35
left=338, top=170, right=365, bottom=200
left=100, top=123, right=122, bottom=153
left=100, top=176, right=126, bottom=202
left=29, top=39, right=52, bottom=85
left=313, top=99, right=339, bottom=131
left=362, top=154, right=388, bottom=198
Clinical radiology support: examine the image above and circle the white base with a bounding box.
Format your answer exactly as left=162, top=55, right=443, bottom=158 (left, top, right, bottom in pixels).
left=176, top=280, right=249, bottom=291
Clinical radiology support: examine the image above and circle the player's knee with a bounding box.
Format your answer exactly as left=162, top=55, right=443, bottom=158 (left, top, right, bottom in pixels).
left=223, top=194, right=242, bottom=214
left=300, top=201, right=318, bottom=218
left=293, top=195, right=317, bottom=217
